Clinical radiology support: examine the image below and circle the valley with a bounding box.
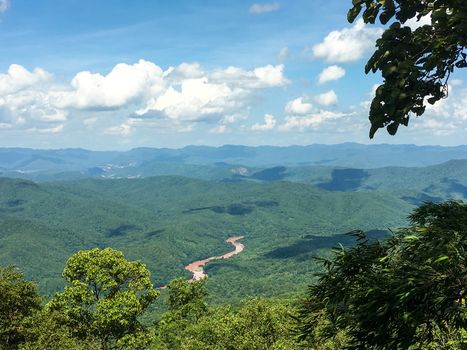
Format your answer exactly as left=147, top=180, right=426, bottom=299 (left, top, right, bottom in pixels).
left=0, top=144, right=465, bottom=305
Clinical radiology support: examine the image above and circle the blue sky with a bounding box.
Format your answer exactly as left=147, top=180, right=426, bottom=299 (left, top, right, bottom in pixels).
left=0, top=0, right=465, bottom=149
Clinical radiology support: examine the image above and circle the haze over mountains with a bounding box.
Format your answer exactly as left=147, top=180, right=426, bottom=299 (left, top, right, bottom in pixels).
left=2, top=143, right=467, bottom=181
left=0, top=143, right=466, bottom=303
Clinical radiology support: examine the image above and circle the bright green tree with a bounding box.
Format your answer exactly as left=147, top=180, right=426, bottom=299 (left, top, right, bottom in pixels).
left=154, top=278, right=208, bottom=349
left=297, top=201, right=467, bottom=349
left=180, top=298, right=301, bottom=350
left=48, top=248, right=159, bottom=350
left=20, top=310, right=100, bottom=350
left=0, top=266, right=41, bottom=350
left=348, top=0, right=467, bottom=138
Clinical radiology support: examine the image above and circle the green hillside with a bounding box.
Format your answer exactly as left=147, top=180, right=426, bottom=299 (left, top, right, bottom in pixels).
left=0, top=176, right=413, bottom=302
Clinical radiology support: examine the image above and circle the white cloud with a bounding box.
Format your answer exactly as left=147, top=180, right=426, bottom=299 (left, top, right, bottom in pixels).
left=280, top=110, right=350, bottom=131
left=253, top=64, right=288, bottom=87
left=211, top=64, right=289, bottom=88
left=249, top=2, right=280, bottom=14
left=0, top=64, right=51, bottom=95
left=163, top=62, right=204, bottom=80
left=312, top=19, right=382, bottom=63
left=318, top=65, right=346, bottom=84
left=137, top=63, right=289, bottom=121
left=285, top=97, right=313, bottom=115
left=0, top=60, right=290, bottom=134
left=0, top=0, right=10, bottom=13
left=0, top=89, right=67, bottom=126
left=315, top=90, right=338, bottom=106
left=27, top=124, right=64, bottom=134
left=209, top=124, right=228, bottom=134
left=251, top=114, right=276, bottom=130
left=51, top=59, right=165, bottom=110
left=135, top=78, right=237, bottom=121
left=405, top=13, right=431, bottom=30
left=222, top=114, right=247, bottom=124
left=277, top=47, right=289, bottom=63
left=425, top=86, right=467, bottom=121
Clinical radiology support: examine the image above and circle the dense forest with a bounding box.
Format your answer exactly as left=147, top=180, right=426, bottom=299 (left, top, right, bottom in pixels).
left=1, top=201, right=465, bottom=349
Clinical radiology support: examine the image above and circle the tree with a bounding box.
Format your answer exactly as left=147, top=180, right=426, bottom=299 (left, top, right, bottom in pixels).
left=154, top=278, right=209, bottom=349
left=347, top=0, right=467, bottom=138
left=297, top=201, right=467, bottom=349
left=0, top=266, right=41, bottom=350
left=47, top=248, right=159, bottom=350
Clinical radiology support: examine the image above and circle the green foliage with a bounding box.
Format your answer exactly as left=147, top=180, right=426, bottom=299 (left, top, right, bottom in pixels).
left=297, top=201, right=467, bottom=349
left=154, top=279, right=209, bottom=349
left=0, top=175, right=412, bottom=304
left=154, top=290, right=303, bottom=350
left=47, top=248, right=159, bottom=350
left=348, top=0, right=467, bottom=138
left=0, top=266, right=41, bottom=350
left=167, top=278, right=209, bottom=320
left=20, top=310, right=100, bottom=350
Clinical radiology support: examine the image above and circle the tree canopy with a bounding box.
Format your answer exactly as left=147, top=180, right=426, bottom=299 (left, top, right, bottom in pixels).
left=297, top=201, right=467, bottom=349
left=47, top=248, right=159, bottom=350
left=0, top=266, right=41, bottom=350
left=348, top=0, right=467, bottom=138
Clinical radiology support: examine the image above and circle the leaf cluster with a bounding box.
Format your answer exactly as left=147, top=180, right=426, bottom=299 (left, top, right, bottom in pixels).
left=348, top=0, right=467, bottom=138
left=298, top=201, right=467, bottom=349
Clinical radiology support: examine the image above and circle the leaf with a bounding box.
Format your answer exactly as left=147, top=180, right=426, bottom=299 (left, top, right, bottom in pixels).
left=347, top=5, right=362, bottom=23
left=386, top=122, right=399, bottom=135
left=433, top=256, right=449, bottom=264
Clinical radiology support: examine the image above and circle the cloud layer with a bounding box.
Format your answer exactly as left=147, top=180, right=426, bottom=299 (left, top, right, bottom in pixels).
left=312, top=19, right=382, bottom=63
left=318, top=65, right=346, bottom=84
left=249, top=2, right=280, bottom=14
left=0, top=60, right=289, bottom=134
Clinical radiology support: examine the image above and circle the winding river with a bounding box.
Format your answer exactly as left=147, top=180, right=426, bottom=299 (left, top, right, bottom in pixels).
left=185, top=236, right=245, bottom=281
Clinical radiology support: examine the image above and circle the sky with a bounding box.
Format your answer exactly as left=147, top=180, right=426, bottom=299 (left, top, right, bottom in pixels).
left=0, top=0, right=466, bottom=150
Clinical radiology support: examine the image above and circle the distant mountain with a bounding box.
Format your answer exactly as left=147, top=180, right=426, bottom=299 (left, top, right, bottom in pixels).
left=1, top=143, right=467, bottom=181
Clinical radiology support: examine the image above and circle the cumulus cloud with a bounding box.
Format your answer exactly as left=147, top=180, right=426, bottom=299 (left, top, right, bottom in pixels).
left=0, top=60, right=290, bottom=134
left=312, top=19, right=382, bottom=63
left=318, top=65, right=346, bottom=84
left=163, top=62, right=204, bottom=80
left=136, top=64, right=288, bottom=122
left=249, top=2, right=280, bottom=14
left=211, top=64, right=289, bottom=89
left=135, top=78, right=237, bottom=121
left=315, top=90, right=338, bottom=106
left=0, top=0, right=10, bottom=13
left=424, top=85, right=467, bottom=121
left=0, top=65, right=65, bottom=130
left=285, top=97, right=313, bottom=115
left=280, top=110, right=350, bottom=131
left=0, top=64, right=51, bottom=95
left=51, top=59, right=165, bottom=110
left=251, top=114, right=276, bottom=130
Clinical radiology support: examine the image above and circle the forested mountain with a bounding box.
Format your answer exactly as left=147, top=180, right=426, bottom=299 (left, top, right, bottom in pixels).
left=0, top=175, right=413, bottom=301
left=1, top=143, right=467, bottom=182
left=1, top=143, right=466, bottom=302
left=1, top=145, right=466, bottom=349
